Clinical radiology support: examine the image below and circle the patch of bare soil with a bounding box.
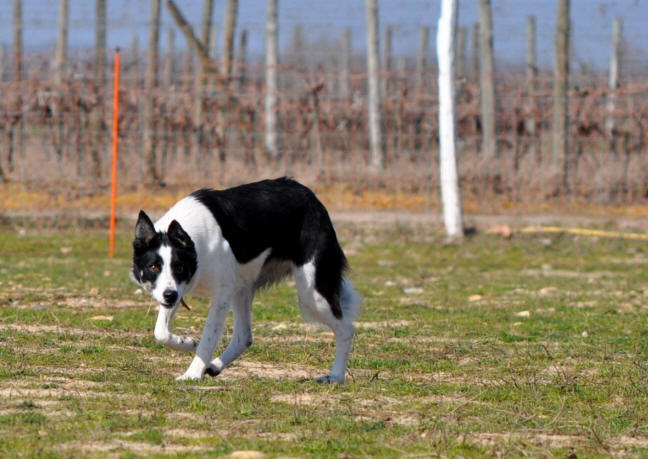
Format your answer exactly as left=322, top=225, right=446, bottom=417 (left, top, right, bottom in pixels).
left=260, top=319, right=414, bottom=333
left=66, top=297, right=144, bottom=310
left=0, top=377, right=145, bottom=404
left=0, top=398, right=75, bottom=418
left=256, top=334, right=332, bottom=344
left=0, top=407, right=75, bottom=417
left=0, top=323, right=150, bottom=340
left=389, top=369, right=502, bottom=386
left=354, top=320, right=413, bottom=330
left=219, top=360, right=317, bottom=381
left=253, top=431, right=298, bottom=441
left=141, top=354, right=195, bottom=368
left=22, top=364, right=108, bottom=376
left=539, top=363, right=598, bottom=381
left=167, top=411, right=215, bottom=422
left=269, top=392, right=485, bottom=427
left=270, top=393, right=325, bottom=406
left=0, top=385, right=133, bottom=401
left=0, top=289, right=146, bottom=310
left=163, top=428, right=224, bottom=439
left=613, top=436, right=648, bottom=449
left=162, top=421, right=296, bottom=443
left=469, top=431, right=648, bottom=452
left=227, top=451, right=268, bottom=459
left=262, top=322, right=327, bottom=333
left=382, top=336, right=462, bottom=345
left=57, top=440, right=206, bottom=455
left=0, top=324, right=82, bottom=334
left=602, top=256, right=647, bottom=266
left=520, top=268, right=617, bottom=280
left=469, top=431, right=585, bottom=448
left=270, top=393, right=421, bottom=425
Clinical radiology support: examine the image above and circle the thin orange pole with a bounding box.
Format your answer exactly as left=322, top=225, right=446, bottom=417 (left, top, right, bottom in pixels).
left=109, top=48, right=120, bottom=258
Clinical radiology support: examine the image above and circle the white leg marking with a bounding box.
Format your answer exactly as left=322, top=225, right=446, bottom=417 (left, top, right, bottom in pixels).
left=321, top=320, right=355, bottom=383
left=154, top=304, right=198, bottom=352
left=176, top=249, right=269, bottom=381
left=207, top=289, right=254, bottom=376
left=176, top=293, right=231, bottom=381
left=293, top=262, right=356, bottom=383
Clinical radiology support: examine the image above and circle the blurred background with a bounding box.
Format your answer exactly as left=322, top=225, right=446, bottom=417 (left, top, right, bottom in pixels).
left=0, top=0, right=647, bottom=223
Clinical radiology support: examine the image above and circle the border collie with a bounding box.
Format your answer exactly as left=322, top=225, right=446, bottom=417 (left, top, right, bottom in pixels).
left=131, top=178, right=361, bottom=383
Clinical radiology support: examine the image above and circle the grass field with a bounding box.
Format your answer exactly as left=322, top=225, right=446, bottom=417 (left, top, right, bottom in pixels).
left=1, top=221, right=648, bottom=457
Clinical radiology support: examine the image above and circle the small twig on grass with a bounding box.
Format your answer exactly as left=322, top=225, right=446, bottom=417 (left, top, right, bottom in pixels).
left=547, top=396, right=566, bottom=427
left=445, top=392, right=484, bottom=416
left=629, top=375, right=648, bottom=396
left=631, top=359, right=647, bottom=374
left=589, top=426, right=610, bottom=452
left=47, top=309, right=61, bottom=326
left=180, top=385, right=231, bottom=391
left=540, top=343, right=554, bottom=360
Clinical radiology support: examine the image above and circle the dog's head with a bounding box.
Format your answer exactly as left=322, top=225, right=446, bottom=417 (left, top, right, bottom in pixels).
left=131, top=210, right=197, bottom=308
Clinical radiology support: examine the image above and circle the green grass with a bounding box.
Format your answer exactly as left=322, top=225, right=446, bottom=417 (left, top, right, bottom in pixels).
left=1, top=224, right=648, bottom=456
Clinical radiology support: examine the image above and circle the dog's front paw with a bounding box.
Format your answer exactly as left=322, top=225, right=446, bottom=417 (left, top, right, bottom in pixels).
left=175, top=358, right=206, bottom=381
left=204, top=364, right=221, bottom=377
left=175, top=369, right=204, bottom=382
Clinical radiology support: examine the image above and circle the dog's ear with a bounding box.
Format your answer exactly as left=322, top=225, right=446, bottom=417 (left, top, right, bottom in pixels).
left=168, top=220, right=194, bottom=250
left=134, top=210, right=156, bottom=247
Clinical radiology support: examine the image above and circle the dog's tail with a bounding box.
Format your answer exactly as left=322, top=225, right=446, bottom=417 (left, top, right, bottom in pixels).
left=339, top=278, right=362, bottom=323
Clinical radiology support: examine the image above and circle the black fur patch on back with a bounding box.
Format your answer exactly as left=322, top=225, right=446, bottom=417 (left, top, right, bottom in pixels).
left=191, top=178, right=346, bottom=318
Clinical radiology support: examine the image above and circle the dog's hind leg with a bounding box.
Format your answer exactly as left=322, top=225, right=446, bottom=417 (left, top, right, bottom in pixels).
left=205, top=288, right=254, bottom=377
left=293, top=262, right=356, bottom=384
left=154, top=304, right=198, bottom=352
left=316, top=316, right=355, bottom=384
left=176, top=291, right=232, bottom=381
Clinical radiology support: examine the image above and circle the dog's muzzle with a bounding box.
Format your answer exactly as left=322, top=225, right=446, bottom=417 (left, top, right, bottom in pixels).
left=162, top=289, right=178, bottom=308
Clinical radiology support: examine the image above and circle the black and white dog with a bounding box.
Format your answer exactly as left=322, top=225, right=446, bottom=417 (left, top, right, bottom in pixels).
left=131, top=178, right=360, bottom=383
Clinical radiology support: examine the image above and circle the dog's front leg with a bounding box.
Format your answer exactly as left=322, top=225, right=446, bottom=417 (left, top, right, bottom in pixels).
left=176, top=295, right=230, bottom=381
left=154, top=304, right=198, bottom=352
left=206, top=289, right=253, bottom=377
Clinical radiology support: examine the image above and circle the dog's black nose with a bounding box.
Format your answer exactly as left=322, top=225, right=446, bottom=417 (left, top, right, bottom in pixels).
left=162, top=289, right=178, bottom=305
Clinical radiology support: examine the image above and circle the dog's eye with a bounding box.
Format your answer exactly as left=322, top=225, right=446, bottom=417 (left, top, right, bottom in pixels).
left=149, top=264, right=160, bottom=272
left=175, top=265, right=184, bottom=274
